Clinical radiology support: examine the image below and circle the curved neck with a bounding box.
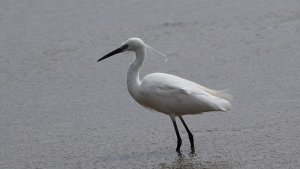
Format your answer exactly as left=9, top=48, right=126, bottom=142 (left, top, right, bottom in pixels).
left=127, top=47, right=145, bottom=98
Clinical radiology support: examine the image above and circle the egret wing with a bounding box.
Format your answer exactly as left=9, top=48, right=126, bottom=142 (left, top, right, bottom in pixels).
left=139, top=73, right=231, bottom=115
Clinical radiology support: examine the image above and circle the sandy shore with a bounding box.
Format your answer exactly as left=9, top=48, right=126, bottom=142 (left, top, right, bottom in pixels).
left=1, top=0, right=300, bottom=168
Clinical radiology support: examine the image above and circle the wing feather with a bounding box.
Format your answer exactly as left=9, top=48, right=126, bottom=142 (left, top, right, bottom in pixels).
left=139, top=73, right=231, bottom=114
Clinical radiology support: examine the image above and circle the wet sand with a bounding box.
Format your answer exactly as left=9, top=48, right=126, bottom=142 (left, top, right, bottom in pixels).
left=1, top=0, right=300, bottom=168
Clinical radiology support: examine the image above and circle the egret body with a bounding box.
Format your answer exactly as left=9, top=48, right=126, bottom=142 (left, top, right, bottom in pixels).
left=98, top=38, right=231, bottom=152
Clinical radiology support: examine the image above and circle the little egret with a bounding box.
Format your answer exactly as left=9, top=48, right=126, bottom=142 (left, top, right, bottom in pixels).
left=97, top=38, right=231, bottom=152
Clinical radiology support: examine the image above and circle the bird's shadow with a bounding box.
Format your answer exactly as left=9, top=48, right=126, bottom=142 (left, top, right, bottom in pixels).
left=159, top=151, right=235, bottom=169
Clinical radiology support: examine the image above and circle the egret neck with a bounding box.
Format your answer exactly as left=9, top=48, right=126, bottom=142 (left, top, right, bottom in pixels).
left=127, top=47, right=145, bottom=99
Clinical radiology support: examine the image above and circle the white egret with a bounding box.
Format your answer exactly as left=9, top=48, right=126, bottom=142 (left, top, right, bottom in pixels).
left=97, top=38, right=231, bottom=152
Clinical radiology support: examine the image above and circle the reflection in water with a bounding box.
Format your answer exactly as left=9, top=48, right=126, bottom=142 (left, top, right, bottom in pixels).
left=159, top=152, right=234, bottom=169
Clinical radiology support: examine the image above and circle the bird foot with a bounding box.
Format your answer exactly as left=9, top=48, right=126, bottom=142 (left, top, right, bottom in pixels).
left=190, top=148, right=195, bottom=155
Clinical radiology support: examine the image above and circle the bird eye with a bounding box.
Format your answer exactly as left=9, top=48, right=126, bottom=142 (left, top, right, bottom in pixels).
left=122, top=44, right=129, bottom=50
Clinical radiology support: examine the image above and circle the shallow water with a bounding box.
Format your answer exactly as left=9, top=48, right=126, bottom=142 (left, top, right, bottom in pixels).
left=1, top=0, right=300, bottom=168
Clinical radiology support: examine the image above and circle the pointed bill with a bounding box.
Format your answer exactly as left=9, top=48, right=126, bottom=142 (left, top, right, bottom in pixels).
left=97, top=44, right=128, bottom=62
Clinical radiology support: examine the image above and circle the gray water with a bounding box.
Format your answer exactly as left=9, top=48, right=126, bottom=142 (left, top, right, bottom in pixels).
left=1, top=0, right=300, bottom=168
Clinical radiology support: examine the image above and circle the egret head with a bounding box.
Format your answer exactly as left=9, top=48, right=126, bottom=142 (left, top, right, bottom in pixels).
left=97, top=38, right=145, bottom=62
left=123, top=38, right=145, bottom=51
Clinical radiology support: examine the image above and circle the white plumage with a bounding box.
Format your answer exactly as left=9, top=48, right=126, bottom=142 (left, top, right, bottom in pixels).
left=98, top=38, right=232, bottom=153
left=137, top=73, right=231, bottom=115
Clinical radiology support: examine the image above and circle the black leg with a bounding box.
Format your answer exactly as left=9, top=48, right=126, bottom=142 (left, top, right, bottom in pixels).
left=170, top=116, right=182, bottom=152
left=179, top=116, right=195, bottom=151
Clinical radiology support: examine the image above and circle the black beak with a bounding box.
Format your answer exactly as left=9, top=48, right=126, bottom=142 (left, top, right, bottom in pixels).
left=97, top=44, right=128, bottom=62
